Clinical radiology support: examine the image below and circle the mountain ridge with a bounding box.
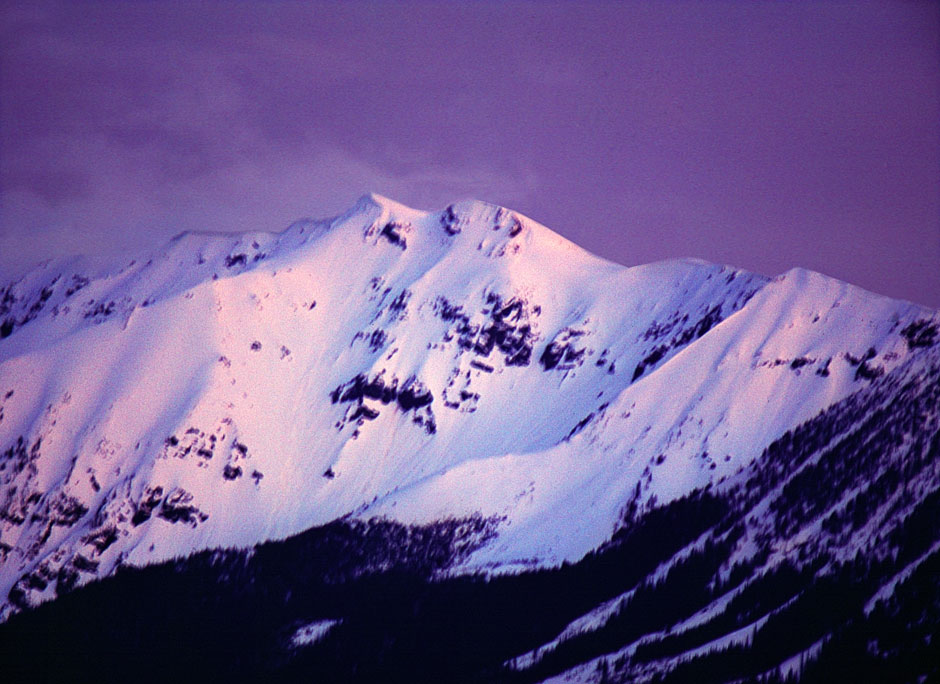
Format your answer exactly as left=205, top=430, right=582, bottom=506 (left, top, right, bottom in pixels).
left=0, top=195, right=936, bottom=628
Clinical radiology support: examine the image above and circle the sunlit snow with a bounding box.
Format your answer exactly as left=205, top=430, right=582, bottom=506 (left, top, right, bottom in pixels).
left=0, top=193, right=935, bottom=618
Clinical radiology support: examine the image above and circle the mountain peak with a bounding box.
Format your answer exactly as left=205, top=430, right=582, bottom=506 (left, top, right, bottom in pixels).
left=1, top=192, right=937, bottom=628
left=1, top=193, right=937, bottom=680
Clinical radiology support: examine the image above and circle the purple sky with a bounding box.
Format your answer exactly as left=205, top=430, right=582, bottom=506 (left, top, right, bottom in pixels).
left=1, top=1, right=938, bottom=307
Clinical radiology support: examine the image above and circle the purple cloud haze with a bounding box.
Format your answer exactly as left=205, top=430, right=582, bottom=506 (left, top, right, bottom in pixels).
left=1, top=0, right=938, bottom=306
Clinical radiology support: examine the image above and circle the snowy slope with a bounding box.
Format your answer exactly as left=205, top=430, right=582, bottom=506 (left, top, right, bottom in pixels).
left=368, top=265, right=935, bottom=569
left=0, top=194, right=936, bottom=618
left=1, top=340, right=936, bottom=684
left=508, top=340, right=940, bottom=684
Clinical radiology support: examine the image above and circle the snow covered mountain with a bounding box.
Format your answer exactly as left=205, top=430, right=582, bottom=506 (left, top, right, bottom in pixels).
left=0, top=194, right=937, bottom=682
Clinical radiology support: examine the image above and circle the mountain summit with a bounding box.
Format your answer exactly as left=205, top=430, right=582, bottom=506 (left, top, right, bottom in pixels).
left=0, top=197, right=937, bottom=682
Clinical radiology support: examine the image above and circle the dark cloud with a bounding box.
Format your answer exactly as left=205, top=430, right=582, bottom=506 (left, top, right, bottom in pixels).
left=1, top=0, right=937, bottom=306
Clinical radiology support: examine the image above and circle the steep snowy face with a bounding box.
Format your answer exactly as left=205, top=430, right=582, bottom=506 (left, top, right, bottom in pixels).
left=366, top=266, right=938, bottom=570
left=0, top=194, right=936, bottom=618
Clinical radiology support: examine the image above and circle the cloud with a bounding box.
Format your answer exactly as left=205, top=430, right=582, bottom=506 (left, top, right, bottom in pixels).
left=0, top=1, right=544, bottom=278
left=0, top=128, right=540, bottom=279
left=1, top=0, right=937, bottom=307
